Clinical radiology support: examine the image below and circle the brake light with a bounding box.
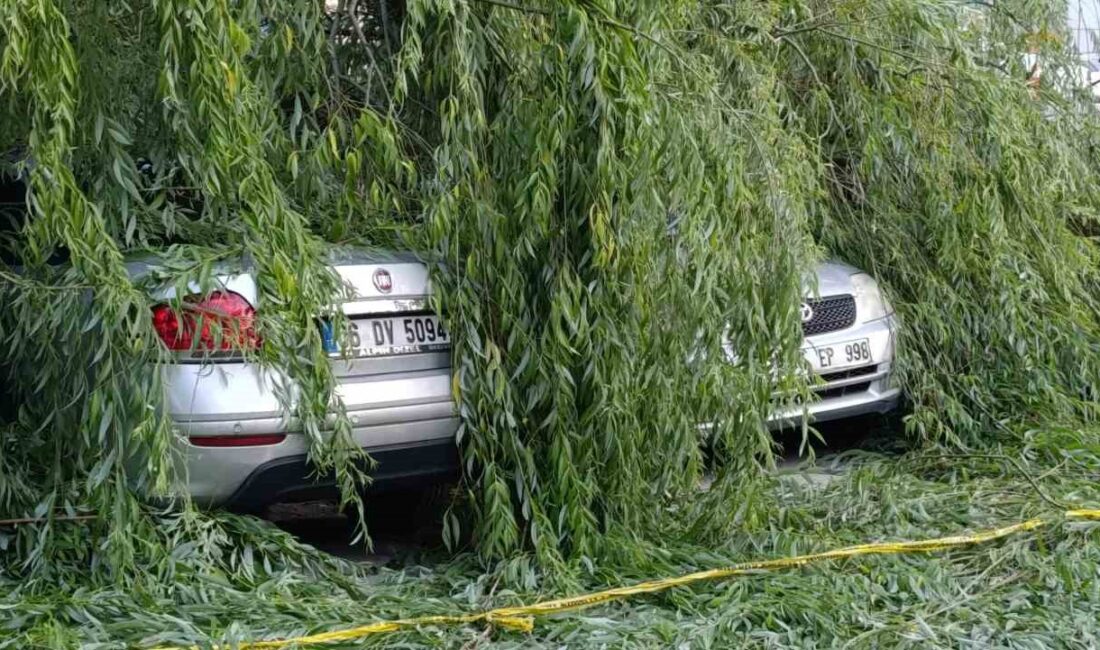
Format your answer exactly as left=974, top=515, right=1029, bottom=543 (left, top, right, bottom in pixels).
left=152, top=291, right=261, bottom=353
left=189, top=434, right=286, bottom=447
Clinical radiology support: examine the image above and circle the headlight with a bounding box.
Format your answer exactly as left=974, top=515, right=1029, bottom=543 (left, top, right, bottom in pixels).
left=851, top=272, right=894, bottom=322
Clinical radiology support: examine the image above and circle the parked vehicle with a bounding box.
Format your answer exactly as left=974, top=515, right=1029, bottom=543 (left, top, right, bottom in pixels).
left=771, top=261, right=900, bottom=427
left=145, top=249, right=459, bottom=509
left=149, top=251, right=895, bottom=510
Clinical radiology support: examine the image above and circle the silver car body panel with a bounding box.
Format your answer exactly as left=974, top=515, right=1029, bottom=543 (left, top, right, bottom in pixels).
left=771, top=260, right=900, bottom=427
left=152, top=255, right=459, bottom=504
left=154, top=254, right=896, bottom=505
left=771, top=314, right=900, bottom=427
left=805, top=259, right=862, bottom=297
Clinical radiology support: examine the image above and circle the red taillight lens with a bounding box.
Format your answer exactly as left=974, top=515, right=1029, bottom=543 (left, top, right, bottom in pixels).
left=152, top=291, right=261, bottom=353
left=188, top=434, right=286, bottom=447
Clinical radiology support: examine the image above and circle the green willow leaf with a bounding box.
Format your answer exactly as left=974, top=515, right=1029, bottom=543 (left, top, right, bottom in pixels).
left=0, top=4, right=1097, bottom=642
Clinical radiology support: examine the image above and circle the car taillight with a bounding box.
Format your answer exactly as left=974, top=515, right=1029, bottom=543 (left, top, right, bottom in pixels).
left=152, top=290, right=261, bottom=353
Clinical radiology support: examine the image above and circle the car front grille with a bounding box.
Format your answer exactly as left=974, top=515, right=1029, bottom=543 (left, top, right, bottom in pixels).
left=802, top=295, right=856, bottom=336
left=818, top=365, right=878, bottom=384
left=815, top=381, right=872, bottom=400
left=812, top=364, right=879, bottom=400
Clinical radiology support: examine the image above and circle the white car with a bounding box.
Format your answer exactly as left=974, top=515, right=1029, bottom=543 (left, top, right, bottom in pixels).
left=771, top=261, right=900, bottom=427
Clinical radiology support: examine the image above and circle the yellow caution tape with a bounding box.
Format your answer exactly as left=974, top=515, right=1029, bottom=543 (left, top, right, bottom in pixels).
left=155, top=508, right=1100, bottom=649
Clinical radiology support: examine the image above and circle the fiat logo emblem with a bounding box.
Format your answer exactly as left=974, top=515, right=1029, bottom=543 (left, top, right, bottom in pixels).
left=800, top=302, right=814, bottom=323
left=372, top=269, right=393, bottom=294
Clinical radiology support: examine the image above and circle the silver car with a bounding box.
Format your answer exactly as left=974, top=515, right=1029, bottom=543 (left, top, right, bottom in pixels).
left=771, top=261, right=900, bottom=427
left=144, top=250, right=459, bottom=509
left=149, top=253, right=896, bottom=509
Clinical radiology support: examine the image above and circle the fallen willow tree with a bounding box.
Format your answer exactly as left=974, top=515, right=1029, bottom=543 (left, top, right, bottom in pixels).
left=0, top=0, right=1099, bottom=589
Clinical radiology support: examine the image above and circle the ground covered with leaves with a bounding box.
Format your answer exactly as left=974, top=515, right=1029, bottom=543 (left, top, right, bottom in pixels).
left=4, top=426, right=1100, bottom=648
left=3, top=0, right=1100, bottom=647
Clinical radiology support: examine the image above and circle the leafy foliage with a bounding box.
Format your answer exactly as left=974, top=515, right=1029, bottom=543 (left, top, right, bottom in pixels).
left=403, top=0, right=814, bottom=562
left=797, top=1, right=1100, bottom=442
left=3, top=441, right=1100, bottom=648
left=0, top=0, right=1099, bottom=631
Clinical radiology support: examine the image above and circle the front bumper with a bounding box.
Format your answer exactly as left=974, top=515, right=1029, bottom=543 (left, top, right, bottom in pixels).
left=770, top=314, right=900, bottom=428
left=770, top=367, right=900, bottom=427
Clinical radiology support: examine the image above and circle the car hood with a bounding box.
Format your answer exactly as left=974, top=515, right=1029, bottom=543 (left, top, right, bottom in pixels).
left=808, top=260, right=861, bottom=298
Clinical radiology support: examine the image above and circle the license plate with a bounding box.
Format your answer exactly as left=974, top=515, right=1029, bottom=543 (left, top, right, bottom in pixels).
left=322, top=314, right=450, bottom=357
left=804, top=338, right=873, bottom=371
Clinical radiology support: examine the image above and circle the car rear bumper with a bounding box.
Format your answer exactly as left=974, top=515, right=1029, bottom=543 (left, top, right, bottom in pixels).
left=182, top=415, right=460, bottom=505
left=221, top=438, right=459, bottom=512
left=163, top=360, right=459, bottom=505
